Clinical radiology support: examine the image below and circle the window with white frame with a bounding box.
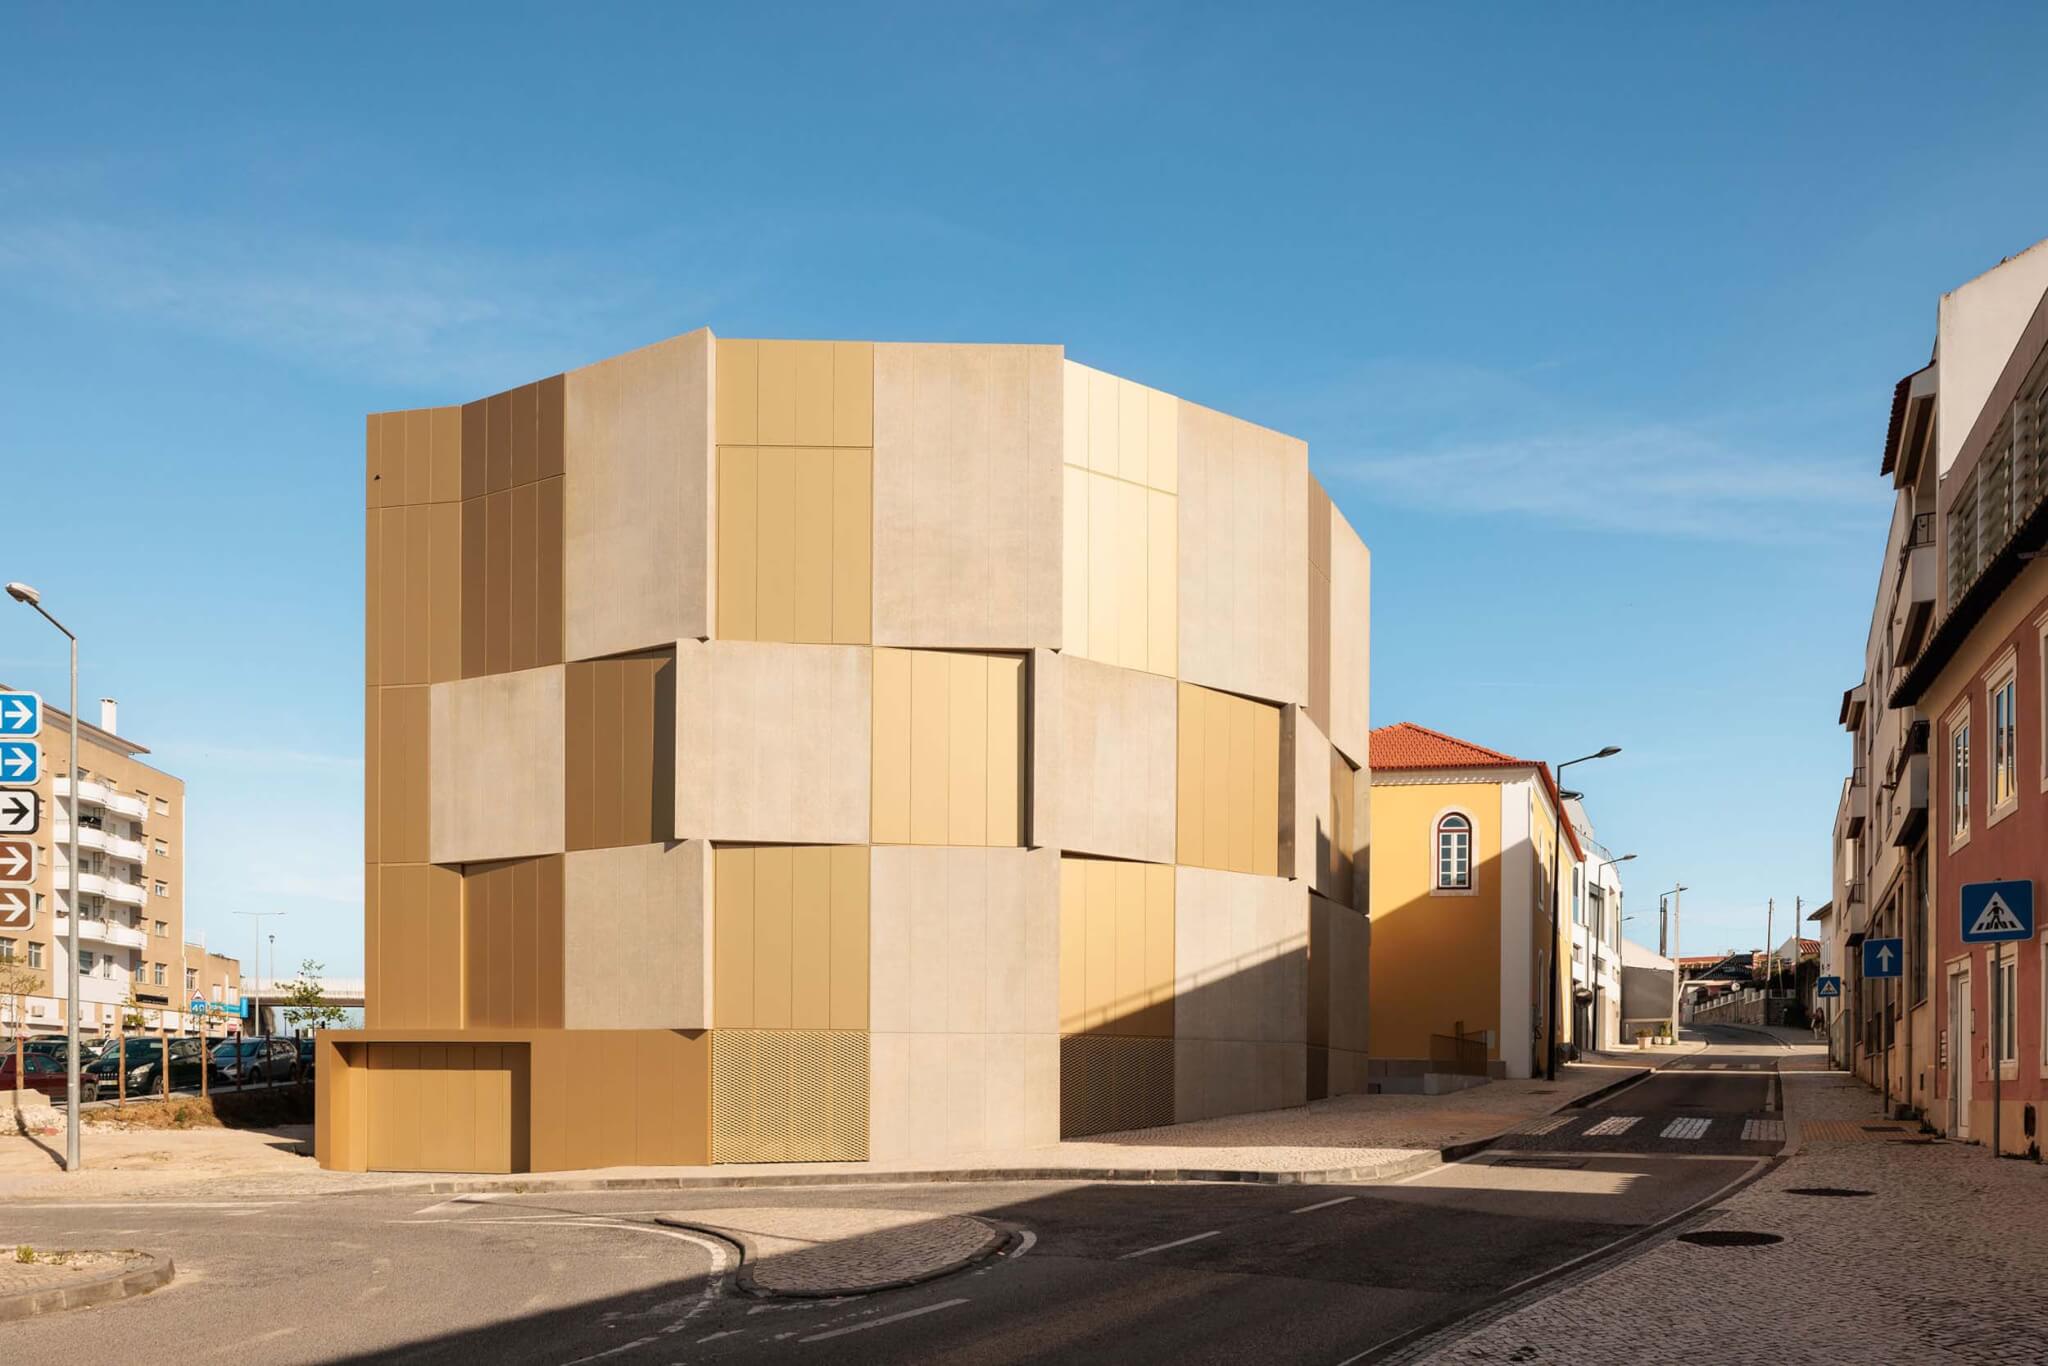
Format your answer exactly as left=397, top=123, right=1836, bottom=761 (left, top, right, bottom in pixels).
left=1572, top=865, right=1584, bottom=925
left=1991, top=667, right=2018, bottom=814
left=1435, top=812, right=1473, bottom=891
left=27, top=942, right=42, bottom=969
left=185, top=967, right=197, bottom=991
left=1951, top=715, right=1971, bottom=840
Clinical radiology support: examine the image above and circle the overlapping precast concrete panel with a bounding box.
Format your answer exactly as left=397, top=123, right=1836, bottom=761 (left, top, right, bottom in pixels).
left=867, top=845, right=1060, bottom=1159
left=1285, top=707, right=1337, bottom=895
left=1172, top=866, right=1309, bottom=1123
left=871, top=343, right=1063, bottom=650
left=428, top=666, right=566, bottom=864
left=562, top=840, right=712, bottom=1030
left=1176, top=401, right=1308, bottom=706
left=563, top=329, right=714, bottom=659
left=1328, top=506, right=1371, bottom=767
left=674, top=640, right=871, bottom=845
left=1308, top=891, right=1370, bottom=1098
left=1029, top=649, right=1177, bottom=864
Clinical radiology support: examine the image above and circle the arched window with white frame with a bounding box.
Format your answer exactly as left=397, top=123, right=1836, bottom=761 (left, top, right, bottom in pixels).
left=1435, top=811, right=1473, bottom=891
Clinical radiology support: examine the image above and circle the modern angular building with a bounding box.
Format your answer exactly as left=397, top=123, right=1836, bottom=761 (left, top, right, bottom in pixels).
left=317, top=331, right=1371, bottom=1173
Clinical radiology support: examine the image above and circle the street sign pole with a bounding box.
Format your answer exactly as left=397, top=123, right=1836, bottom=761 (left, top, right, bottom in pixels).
left=1958, top=879, right=2033, bottom=1155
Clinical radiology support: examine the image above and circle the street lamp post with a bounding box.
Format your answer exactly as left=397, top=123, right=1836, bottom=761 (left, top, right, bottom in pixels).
left=234, top=911, right=286, bottom=1047
left=6, top=582, right=82, bottom=1172
left=1585, top=854, right=1635, bottom=1052
left=1660, top=883, right=1688, bottom=1035
left=1545, top=746, right=1621, bottom=1081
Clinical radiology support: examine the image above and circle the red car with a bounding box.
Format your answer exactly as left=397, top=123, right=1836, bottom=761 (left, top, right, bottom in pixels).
left=0, top=1050, right=69, bottom=1099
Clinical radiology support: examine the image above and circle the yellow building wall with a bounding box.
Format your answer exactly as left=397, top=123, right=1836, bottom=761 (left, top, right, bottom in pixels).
left=1174, top=682, right=1280, bottom=876
left=1060, top=361, right=1177, bottom=675
left=870, top=649, right=1025, bottom=846
left=714, top=339, right=873, bottom=644
left=1528, top=786, right=1575, bottom=1048
left=1367, top=781, right=1502, bottom=1062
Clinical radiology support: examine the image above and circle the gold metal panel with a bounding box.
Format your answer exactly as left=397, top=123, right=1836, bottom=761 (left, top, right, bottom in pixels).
left=1059, top=1035, right=1172, bottom=1139
left=871, top=648, right=912, bottom=844
left=1086, top=367, right=1118, bottom=476
left=363, top=863, right=381, bottom=1027
left=591, top=655, right=622, bottom=846
left=1147, top=489, right=1177, bottom=677
left=714, top=847, right=755, bottom=1028
left=1202, top=686, right=1230, bottom=867
left=431, top=405, right=463, bottom=505
left=830, top=448, right=871, bottom=644
left=509, top=481, right=538, bottom=671
left=538, top=375, right=565, bottom=481
left=985, top=654, right=1023, bottom=845
left=377, top=508, right=406, bottom=685
left=1144, top=863, right=1175, bottom=1035
left=1117, top=377, right=1148, bottom=484
left=1252, top=703, right=1280, bottom=877
left=1062, top=464, right=1090, bottom=657
left=716, top=447, right=758, bottom=640
left=485, top=490, right=512, bottom=675
left=511, top=382, right=539, bottom=488
left=403, top=408, right=432, bottom=508
left=537, top=476, right=564, bottom=666
left=563, top=664, right=595, bottom=852
left=1227, top=691, right=1254, bottom=873
left=832, top=342, right=873, bottom=446
left=828, top=846, right=869, bottom=1031
left=1083, top=859, right=1117, bottom=1032
left=460, top=497, right=487, bottom=677
left=793, top=341, right=833, bottom=446
left=757, top=340, right=798, bottom=445
left=460, top=400, right=487, bottom=500
left=789, top=846, right=832, bottom=1029
left=1087, top=473, right=1120, bottom=662
left=908, top=650, right=949, bottom=845
left=364, top=696, right=380, bottom=867
left=1148, top=388, right=1178, bottom=495
left=428, top=501, right=462, bottom=684
left=366, top=411, right=390, bottom=509
left=1058, top=858, right=1087, bottom=1033
left=1116, top=479, right=1147, bottom=671
left=403, top=506, right=432, bottom=684
left=947, top=653, right=988, bottom=846
left=366, top=504, right=383, bottom=684
left=752, top=846, right=794, bottom=1029
left=753, top=446, right=796, bottom=642
left=792, top=449, right=834, bottom=643
left=716, top=337, right=759, bottom=445
left=1113, top=860, right=1147, bottom=1035
left=486, top=389, right=512, bottom=494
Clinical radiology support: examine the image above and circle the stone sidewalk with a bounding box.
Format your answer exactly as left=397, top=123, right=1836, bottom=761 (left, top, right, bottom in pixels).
left=1411, top=1059, right=2048, bottom=1363
left=1, top=1056, right=1676, bottom=1201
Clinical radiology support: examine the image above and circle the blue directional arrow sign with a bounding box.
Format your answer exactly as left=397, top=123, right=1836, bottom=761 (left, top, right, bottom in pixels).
left=1862, top=937, right=1904, bottom=979
left=1816, top=975, right=1842, bottom=998
left=1960, top=879, right=2033, bottom=944
left=0, top=741, right=38, bottom=784
left=0, top=692, right=39, bottom=738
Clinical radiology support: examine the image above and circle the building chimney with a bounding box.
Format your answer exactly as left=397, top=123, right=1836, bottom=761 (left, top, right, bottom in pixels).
left=99, top=697, right=118, bottom=734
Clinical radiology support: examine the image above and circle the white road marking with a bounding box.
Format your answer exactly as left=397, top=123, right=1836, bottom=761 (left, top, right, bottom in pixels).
left=698, top=1330, right=741, bottom=1343
left=560, top=1336, right=658, bottom=1364
left=1120, top=1230, right=1221, bottom=1259
left=1291, top=1196, right=1357, bottom=1215
left=1709, top=1062, right=1729, bottom=1069
left=413, top=1195, right=497, bottom=1216
left=1742, top=1119, right=1786, bottom=1142
left=1661, top=1117, right=1711, bottom=1140
left=799, top=1298, right=970, bottom=1343
left=1584, top=1115, right=1640, bottom=1136
left=1519, top=1115, right=1575, bottom=1135
left=1005, top=1229, right=1037, bottom=1259
left=18, top=1201, right=280, bottom=1210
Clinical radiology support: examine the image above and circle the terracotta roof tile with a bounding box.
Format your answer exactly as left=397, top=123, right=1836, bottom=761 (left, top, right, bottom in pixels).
left=1369, top=722, right=1531, bottom=771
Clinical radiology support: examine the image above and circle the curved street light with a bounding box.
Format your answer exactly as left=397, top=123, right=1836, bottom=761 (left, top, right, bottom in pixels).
left=1547, top=747, right=1622, bottom=1080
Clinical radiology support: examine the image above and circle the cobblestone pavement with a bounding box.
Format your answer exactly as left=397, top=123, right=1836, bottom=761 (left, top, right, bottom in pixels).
left=1413, top=1066, right=2048, bottom=1364
left=660, top=1205, right=1000, bottom=1295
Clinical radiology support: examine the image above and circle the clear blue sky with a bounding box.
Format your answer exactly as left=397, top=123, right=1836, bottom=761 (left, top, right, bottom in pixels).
left=5, top=4, right=2047, bottom=976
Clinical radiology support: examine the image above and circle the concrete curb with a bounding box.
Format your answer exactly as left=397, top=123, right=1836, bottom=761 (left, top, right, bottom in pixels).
left=0, top=1252, right=174, bottom=1322
left=654, top=1214, right=1006, bottom=1299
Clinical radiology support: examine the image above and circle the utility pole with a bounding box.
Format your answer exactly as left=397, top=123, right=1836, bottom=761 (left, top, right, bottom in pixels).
left=233, top=911, right=286, bottom=1043
left=1661, top=884, right=1687, bottom=1032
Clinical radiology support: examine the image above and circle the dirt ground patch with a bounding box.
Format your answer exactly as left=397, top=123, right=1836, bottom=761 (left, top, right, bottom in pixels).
left=85, top=1087, right=314, bottom=1131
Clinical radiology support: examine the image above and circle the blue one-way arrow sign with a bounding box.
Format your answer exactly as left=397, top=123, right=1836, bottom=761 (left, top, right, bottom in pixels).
left=1863, top=937, right=1904, bottom=979
left=0, top=693, right=39, bottom=738
left=1816, top=975, right=1842, bottom=998
left=1960, top=879, right=2033, bottom=944
left=0, top=742, right=38, bottom=784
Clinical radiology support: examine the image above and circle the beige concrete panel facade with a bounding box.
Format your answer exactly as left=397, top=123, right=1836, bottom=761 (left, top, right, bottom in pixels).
left=1172, top=866, right=1308, bottom=1047
left=869, top=845, right=1059, bottom=1037
left=674, top=640, right=871, bottom=845
left=1176, top=400, right=1308, bottom=706
left=1174, top=1038, right=1307, bottom=1125
left=428, top=666, right=566, bottom=864
left=1327, top=505, right=1370, bottom=767
left=1060, top=361, right=1178, bottom=675
left=562, top=840, right=712, bottom=1030
left=1029, top=649, right=1177, bottom=864
left=1285, top=707, right=1336, bottom=893
left=868, top=1030, right=1059, bottom=1162
left=871, top=343, right=1063, bottom=649
left=563, top=329, right=714, bottom=659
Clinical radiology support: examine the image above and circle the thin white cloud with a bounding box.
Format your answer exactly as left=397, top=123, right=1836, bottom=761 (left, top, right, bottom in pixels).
left=1288, top=359, right=1887, bottom=542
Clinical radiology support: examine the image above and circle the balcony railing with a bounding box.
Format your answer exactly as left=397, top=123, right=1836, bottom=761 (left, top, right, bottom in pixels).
left=53, top=914, right=148, bottom=951
left=54, top=778, right=149, bottom=823
left=54, top=824, right=146, bottom=864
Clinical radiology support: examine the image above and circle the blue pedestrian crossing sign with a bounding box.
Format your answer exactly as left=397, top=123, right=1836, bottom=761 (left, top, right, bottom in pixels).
left=1862, top=938, right=1904, bottom=979
left=1816, top=976, right=1842, bottom=998
left=0, top=741, right=38, bottom=784
left=1960, top=879, right=2033, bottom=944
left=0, top=693, right=38, bottom=737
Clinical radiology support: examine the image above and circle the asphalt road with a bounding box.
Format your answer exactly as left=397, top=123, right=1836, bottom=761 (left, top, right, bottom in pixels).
left=2, top=1029, right=1786, bottom=1365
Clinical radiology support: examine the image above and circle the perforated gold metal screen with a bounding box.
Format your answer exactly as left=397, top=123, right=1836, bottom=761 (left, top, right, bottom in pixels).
left=1059, top=1034, right=1173, bottom=1138
left=711, top=1029, right=869, bottom=1162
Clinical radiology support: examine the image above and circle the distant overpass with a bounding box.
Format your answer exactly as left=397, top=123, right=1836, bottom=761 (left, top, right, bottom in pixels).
left=243, top=976, right=365, bottom=1009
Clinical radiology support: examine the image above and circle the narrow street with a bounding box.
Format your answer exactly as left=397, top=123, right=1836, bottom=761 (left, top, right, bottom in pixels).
left=0, top=1029, right=1789, bottom=1365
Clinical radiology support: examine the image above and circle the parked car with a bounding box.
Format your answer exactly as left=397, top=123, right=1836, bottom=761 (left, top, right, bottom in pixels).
left=83, top=1037, right=209, bottom=1101
left=295, top=1038, right=316, bottom=1081
left=0, top=1051, right=69, bottom=1099
left=211, top=1037, right=300, bottom=1086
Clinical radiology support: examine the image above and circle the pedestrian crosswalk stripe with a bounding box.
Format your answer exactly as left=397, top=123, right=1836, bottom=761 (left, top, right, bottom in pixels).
left=1742, top=1119, right=1785, bottom=1142
left=1519, top=1115, right=1575, bottom=1135
left=1709, top=1062, right=1729, bottom=1069
left=1585, top=1115, right=1640, bottom=1136
left=1661, top=1117, right=1711, bottom=1140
